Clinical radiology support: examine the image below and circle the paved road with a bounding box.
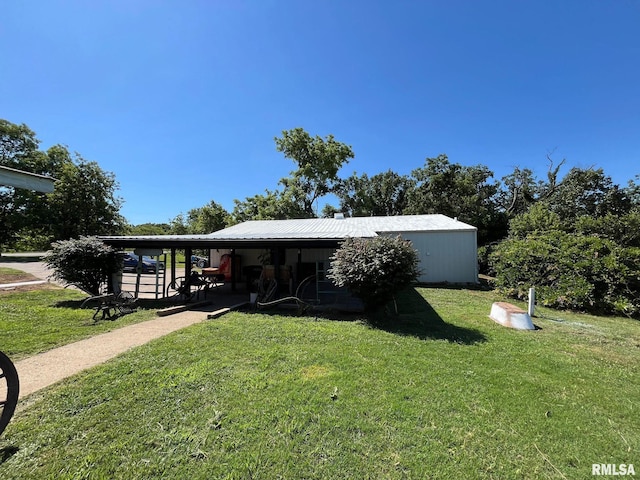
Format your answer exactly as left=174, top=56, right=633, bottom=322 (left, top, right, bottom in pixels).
left=0, top=253, right=55, bottom=282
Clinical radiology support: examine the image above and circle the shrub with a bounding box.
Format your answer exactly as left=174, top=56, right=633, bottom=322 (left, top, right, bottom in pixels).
left=489, top=231, right=640, bottom=317
left=43, top=236, right=122, bottom=295
left=327, top=235, right=420, bottom=314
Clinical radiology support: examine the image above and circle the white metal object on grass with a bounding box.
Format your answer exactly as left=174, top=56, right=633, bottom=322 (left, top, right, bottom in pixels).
left=490, top=302, right=535, bottom=330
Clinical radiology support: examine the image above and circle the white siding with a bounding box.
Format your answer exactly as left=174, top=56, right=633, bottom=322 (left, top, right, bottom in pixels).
left=214, top=231, right=478, bottom=284
left=382, top=231, right=478, bottom=283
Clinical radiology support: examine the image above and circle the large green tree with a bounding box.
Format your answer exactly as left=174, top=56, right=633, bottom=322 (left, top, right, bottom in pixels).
left=0, top=120, right=39, bottom=167
left=170, top=201, right=230, bottom=234
left=128, top=223, right=171, bottom=236
left=275, top=128, right=354, bottom=217
left=405, top=155, right=504, bottom=243
left=495, top=167, right=541, bottom=217
left=47, top=154, right=126, bottom=240
left=0, top=120, right=43, bottom=249
left=231, top=189, right=305, bottom=223
left=335, top=170, right=414, bottom=217
left=0, top=119, right=126, bottom=250
left=542, top=167, right=631, bottom=223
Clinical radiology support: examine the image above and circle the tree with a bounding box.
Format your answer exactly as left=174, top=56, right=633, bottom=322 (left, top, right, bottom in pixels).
left=48, top=154, right=126, bottom=239
left=129, top=223, right=172, bottom=236
left=406, top=155, right=504, bottom=243
left=320, top=203, right=342, bottom=219
left=0, top=120, right=127, bottom=250
left=0, top=120, right=44, bottom=250
left=508, top=203, right=563, bottom=239
left=231, top=189, right=307, bottom=223
left=327, top=236, right=420, bottom=316
left=496, top=167, right=540, bottom=217
left=490, top=168, right=640, bottom=317
left=626, top=176, right=640, bottom=208
left=275, top=128, right=354, bottom=216
left=186, top=201, right=230, bottom=234
left=43, top=236, right=122, bottom=296
left=10, top=146, right=74, bottom=250
left=543, top=167, right=631, bottom=223
left=335, top=170, right=414, bottom=217
left=170, top=201, right=231, bottom=234
left=0, top=119, right=39, bottom=167
left=575, top=211, right=640, bottom=248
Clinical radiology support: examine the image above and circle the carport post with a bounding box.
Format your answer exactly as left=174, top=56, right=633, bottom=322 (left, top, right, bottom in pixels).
left=185, top=246, right=193, bottom=296
left=170, top=248, right=176, bottom=286
left=296, top=248, right=302, bottom=290
left=231, top=249, right=237, bottom=292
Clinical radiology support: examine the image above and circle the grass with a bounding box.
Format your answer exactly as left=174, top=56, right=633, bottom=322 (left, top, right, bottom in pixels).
left=1, top=286, right=639, bottom=478
left=0, top=286, right=159, bottom=360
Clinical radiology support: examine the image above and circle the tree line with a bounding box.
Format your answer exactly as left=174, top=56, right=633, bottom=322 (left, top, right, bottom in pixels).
left=163, top=128, right=639, bottom=247
left=138, top=126, right=640, bottom=317
left=3, top=119, right=640, bottom=316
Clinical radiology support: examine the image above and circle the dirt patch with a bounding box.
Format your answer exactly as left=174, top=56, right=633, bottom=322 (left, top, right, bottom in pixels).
left=0, top=271, right=38, bottom=284
left=0, top=282, right=59, bottom=295
left=0, top=269, right=57, bottom=295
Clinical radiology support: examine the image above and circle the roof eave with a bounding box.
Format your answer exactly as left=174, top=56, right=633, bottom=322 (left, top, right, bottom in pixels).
left=99, top=236, right=345, bottom=249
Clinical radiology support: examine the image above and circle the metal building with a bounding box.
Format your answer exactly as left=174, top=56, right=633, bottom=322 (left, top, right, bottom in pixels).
left=206, top=214, right=478, bottom=284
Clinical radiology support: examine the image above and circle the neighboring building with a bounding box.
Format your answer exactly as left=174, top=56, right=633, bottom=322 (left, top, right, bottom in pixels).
left=101, top=214, right=478, bottom=288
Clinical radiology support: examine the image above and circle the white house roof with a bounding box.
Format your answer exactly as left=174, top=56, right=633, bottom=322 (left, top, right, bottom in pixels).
left=101, top=214, right=476, bottom=249
left=206, top=214, right=476, bottom=240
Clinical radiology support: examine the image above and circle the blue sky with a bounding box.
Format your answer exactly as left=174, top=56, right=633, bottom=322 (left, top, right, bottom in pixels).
left=2, top=1, right=639, bottom=225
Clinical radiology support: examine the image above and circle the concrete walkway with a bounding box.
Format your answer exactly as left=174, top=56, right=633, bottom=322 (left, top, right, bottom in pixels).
left=1, top=256, right=247, bottom=399
left=15, top=307, right=220, bottom=399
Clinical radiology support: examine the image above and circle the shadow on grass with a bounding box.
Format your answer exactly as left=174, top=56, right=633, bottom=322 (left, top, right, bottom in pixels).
left=0, top=446, right=19, bottom=464
left=415, top=278, right=494, bottom=292
left=244, top=288, right=487, bottom=345
left=372, top=287, right=487, bottom=345
left=53, top=298, right=183, bottom=310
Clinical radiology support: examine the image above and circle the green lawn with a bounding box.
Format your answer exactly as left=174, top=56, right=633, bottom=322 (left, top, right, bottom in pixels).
left=0, top=287, right=159, bottom=360
left=1, top=286, right=639, bottom=479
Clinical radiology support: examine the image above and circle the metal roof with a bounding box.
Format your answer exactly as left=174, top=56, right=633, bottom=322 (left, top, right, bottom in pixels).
left=0, top=165, right=56, bottom=193
left=207, top=214, right=475, bottom=239
left=101, top=214, right=475, bottom=249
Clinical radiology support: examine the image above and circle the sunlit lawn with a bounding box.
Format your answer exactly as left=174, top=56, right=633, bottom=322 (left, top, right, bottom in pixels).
left=0, top=285, right=159, bottom=361
left=0, top=286, right=638, bottom=479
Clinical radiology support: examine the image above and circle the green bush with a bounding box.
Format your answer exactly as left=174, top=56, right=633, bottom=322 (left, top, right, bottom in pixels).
left=43, top=236, right=122, bottom=295
left=327, top=235, right=420, bottom=315
left=489, top=231, right=640, bottom=317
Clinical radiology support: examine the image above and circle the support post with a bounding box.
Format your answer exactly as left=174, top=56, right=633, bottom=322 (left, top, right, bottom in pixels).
left=231, top=248, right=237, bottom=292
left=185, top=246, right=193, bottom=296
left=296, top=248, right=302, bottom=291
left=528, top=287, right=536, bottom=317
left=170, top=248, right=176, bottom=286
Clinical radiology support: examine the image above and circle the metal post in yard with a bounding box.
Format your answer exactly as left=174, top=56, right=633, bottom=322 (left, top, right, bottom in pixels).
left=528, top=287, right=536, bottom=317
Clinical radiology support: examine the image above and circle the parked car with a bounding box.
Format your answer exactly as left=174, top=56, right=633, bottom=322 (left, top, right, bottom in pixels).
left=191, top=255, right=209, bottom=268
left=123, top=252, right=165, bottom=273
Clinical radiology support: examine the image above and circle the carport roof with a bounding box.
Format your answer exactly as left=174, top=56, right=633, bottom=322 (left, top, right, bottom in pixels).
left=100, top=214, right=476, bottom=249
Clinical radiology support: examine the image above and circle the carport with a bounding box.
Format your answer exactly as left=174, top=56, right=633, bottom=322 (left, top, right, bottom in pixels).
left=100, top=214, right=478, bottom=301
left=99, top=233, right=342, bottom=299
